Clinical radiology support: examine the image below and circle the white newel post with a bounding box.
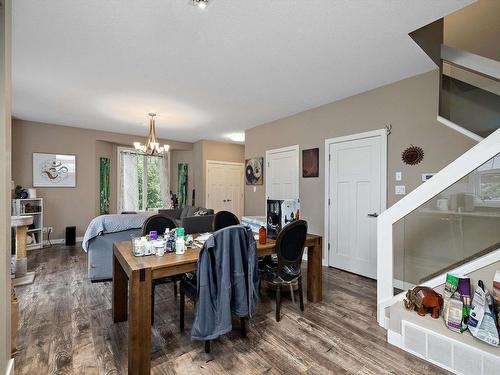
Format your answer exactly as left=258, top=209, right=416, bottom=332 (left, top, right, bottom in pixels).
left=377, top=214, right=393, bottom=327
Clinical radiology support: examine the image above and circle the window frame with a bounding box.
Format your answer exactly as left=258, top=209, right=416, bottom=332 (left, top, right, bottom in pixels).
left=471, top=163, right=500, bottom=208
left=117, top=147, right=166, bottom=212
left=470, top=155, right=500, bottom=207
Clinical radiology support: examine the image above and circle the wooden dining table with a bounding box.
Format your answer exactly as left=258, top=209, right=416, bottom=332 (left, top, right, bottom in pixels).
left=112, top=233, right=322, bottom=374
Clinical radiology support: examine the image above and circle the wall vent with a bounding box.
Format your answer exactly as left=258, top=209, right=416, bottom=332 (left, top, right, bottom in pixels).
left=402, top=320, right=500, bottom=375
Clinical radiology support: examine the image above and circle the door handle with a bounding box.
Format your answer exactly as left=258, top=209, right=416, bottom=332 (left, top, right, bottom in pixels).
left=367, top=213, right=378, bottom=218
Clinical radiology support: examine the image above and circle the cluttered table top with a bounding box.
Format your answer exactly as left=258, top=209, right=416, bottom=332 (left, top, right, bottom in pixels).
left=113, top=232, right=321, bottom=278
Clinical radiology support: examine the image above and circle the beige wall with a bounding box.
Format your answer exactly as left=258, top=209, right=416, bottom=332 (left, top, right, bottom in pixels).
left=11, top=120, right=192, bottom=239
left=245, top=70, right=476, bottom=263
left=0, top=0, right=11, bottom=371
left=444, top=0, right=500, bottom=62
left=192, top=140, right=245, bottom=208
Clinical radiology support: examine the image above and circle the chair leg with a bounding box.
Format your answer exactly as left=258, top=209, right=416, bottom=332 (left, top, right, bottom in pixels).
left=298, top=276, right=304, bottom=312
left=173, top=280, right=178, bottom=298
left=240, top=317, right=247, bottom=338
left=205, top=340, right=211, bottom=353
left=289, top=283, right=295, bottom=304
left=151, top=282, right=156, bottom=325
left=180, top=280, right=185, bottom=333
left=276, top=284, right=282, bottom=322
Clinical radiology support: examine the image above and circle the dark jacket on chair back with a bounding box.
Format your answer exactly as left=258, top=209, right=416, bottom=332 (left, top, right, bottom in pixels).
left=191, top=225, right=258, bottom=341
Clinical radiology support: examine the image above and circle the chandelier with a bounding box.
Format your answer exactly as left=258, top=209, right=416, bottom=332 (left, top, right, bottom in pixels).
left=192, top=0, right=209, bottom=9
left=133, top=113, right=170, bottom=155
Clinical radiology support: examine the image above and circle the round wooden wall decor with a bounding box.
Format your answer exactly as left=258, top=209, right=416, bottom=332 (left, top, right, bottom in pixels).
left=402, top=145, right=424, bottom=165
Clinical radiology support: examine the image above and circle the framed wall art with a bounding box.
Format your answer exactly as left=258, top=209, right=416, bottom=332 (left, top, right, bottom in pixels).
left=302, top=148, right=319, bottom=178
left=245, top=157, right=263, bottom=185
left=100, top=157, right=110, bottom=214
left=177, top=163, right=188, bottom=208
left=33, top=153, right=76, bottom=187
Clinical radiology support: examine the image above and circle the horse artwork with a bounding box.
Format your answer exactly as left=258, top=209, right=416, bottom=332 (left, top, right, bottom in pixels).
left=99, top=157, right=110, bottom=214
left=177, top=163, right=188, bottom=208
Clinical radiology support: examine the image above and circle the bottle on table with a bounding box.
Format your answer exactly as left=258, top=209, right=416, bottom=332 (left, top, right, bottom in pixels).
left=259, top=226, right=267, bottom=245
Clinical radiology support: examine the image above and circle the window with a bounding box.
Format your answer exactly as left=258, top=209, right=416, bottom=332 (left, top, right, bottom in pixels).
left=474, top=154, right=500, bottom=206
left=118, top=148, right=171, bottom=212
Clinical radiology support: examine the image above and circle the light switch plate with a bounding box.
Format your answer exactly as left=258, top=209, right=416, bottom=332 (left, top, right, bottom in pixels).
left=395, top=172, right=402, bottom=181
left=253, top=186, right=257, bottom=193
left=395, top=185, right=406, bottom=195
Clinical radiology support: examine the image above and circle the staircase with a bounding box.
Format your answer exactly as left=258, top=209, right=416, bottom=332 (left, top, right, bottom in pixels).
left=378, top=2, right=500, bottom=374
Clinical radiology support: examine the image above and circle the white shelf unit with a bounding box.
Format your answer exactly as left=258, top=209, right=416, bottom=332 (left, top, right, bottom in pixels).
left=12, top=198, right=44, bottom=250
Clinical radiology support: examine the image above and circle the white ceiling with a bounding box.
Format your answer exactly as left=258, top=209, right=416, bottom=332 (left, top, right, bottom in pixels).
left=12, top=0, right=472, bottom=144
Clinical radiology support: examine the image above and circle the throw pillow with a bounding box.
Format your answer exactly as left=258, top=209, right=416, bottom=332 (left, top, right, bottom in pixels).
left=194, top=209, right=208, bottom=216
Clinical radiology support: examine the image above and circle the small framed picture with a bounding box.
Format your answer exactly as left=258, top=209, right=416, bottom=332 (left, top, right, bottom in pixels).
left=245, top=157, right=264, bottom=185
left=33, top=153, right=76, bottom=187
left=302, top=148, right=319, bottom=178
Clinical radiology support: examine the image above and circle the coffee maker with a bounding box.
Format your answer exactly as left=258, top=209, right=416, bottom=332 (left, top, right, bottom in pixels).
left=266, top=199, right=300, bottom=239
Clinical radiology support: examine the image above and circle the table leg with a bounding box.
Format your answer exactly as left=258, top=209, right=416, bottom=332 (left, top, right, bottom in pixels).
left=112, top=253, right=128, bottom=323
left=128, top=268, right=152, bottom=374
left=307, top=238, right=323, bottom=302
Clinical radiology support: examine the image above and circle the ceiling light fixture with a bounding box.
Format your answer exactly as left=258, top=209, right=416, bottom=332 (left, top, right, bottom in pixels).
left=134, top=113, right=170, bottom=155
left=228, top=133, right=245, bottom=143
left=192, top=0, right=209, bottom=9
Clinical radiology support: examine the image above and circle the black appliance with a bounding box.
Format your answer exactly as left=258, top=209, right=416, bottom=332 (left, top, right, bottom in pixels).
left=266, top=199, right=300, bottom=239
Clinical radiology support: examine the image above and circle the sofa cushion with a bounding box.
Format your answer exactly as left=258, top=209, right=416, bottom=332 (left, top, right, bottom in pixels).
left=194, top=208, right=209, bottom=216
left=180, top=206, right=191, bottom=219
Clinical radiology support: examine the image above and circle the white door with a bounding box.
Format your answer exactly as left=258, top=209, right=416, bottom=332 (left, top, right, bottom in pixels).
left=206, top=161, right=244, bottom=218
left=327, top=132, right=385, bottom=279
left=265, top=145, right=299, bottom=200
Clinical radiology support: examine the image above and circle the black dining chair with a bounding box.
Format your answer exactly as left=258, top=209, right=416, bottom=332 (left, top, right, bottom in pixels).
left=212, top=210, right=239, bottom=231
left=258, top=220, right=308, bottom=322
left=141, top=214, right=177, bottom=325
left=142, top=214, right=176, bottom=237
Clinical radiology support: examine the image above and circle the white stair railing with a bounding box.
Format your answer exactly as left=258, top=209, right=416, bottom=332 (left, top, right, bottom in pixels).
left=377, top=128, right=500, bottom=327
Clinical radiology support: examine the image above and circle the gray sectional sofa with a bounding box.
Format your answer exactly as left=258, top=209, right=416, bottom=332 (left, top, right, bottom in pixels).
left=87, top=228, right=142, bottom=281
left=158, top=206, right=214, bottom=234
left=84, top=207, right=214, bottom=281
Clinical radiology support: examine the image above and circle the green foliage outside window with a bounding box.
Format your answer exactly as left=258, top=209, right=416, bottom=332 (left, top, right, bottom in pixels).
left=136, top=154, right=164, bottom=210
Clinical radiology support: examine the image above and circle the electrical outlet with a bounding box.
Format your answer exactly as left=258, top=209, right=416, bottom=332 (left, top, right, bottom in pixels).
left=42, top=227, right=48, bottom=233
left=48, top=227, right=53, bottom=233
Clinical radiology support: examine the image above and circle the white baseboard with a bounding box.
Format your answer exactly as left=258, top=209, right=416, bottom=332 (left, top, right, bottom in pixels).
left=387, top=329, right=402, bottom=348
left=43, top=236, right=83, bottom=246
left=5, top=358, right=14, bottom=375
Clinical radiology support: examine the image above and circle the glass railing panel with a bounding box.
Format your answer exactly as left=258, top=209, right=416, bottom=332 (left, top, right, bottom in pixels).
left=439, top=68, right=500, bottom=138
left=395, top=153, right=500, bottom=288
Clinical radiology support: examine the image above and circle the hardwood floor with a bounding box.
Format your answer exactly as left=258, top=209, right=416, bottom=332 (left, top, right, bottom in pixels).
left=14, top=245, right=448, bottom=374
